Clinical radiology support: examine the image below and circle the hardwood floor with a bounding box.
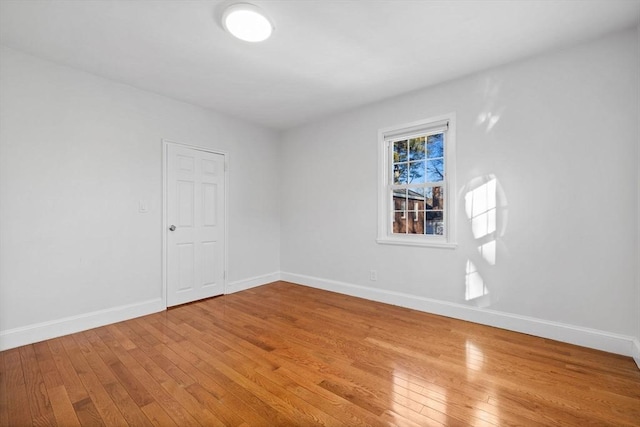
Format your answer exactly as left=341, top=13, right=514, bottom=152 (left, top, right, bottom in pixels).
left=2, top=281, right=639, bottom=426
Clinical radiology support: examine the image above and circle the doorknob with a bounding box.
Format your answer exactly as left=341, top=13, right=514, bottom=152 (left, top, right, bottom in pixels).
left=169, top=225, right=176, bottom=231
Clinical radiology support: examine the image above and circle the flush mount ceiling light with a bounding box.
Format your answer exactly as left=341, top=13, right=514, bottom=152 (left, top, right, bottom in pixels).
left=222, top=3, right=274, bottom=42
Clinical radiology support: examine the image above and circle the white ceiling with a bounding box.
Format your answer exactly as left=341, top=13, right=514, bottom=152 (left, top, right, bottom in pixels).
left=1, top=0, right=639, bottom=130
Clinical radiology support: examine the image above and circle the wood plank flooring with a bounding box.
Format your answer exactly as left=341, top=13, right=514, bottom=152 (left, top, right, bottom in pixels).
left=2, top=281, right=639, bottom=426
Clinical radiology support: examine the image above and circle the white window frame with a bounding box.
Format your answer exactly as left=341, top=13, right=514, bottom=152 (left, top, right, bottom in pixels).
left=377, top=113, right=457, bottom=248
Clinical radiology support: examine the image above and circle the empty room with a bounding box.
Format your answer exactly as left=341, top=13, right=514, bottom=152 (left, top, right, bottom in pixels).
left=1, top=0, right=639, bottom=425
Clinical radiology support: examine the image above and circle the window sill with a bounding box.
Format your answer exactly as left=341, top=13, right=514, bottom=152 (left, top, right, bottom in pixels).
left=376, top=237, right=457, bottom=249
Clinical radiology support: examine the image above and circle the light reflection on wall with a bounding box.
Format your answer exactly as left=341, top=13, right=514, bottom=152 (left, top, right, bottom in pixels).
left=476, top=76, right=504, bottom=134
left=476, top=110, right=502, bottom=132
left=466, top=177, right=497, bottom=245
left=478, top=240, right=496, bottom=266
left=463, top=174, right=507, bottom=304
left=465, top=260, right=487, bottom=301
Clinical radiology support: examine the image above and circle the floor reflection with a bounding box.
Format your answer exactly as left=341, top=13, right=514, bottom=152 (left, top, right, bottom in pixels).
left=465, top=340, right=485, bottom=373
left=389, top=363, right=450, bottom=424
left=465, top=339, right=502, bottom=424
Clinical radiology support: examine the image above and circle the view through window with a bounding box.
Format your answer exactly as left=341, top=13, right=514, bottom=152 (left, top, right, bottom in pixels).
left=378, top=114, right=456, bottom=248
left=391, top=133, right=445, bottom=235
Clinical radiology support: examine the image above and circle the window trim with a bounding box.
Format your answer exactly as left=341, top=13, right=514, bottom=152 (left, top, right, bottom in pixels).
left=377, top=113, right=457, bottom=249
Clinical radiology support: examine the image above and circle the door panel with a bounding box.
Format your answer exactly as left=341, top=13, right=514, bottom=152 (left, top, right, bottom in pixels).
left=177, top=180, right=194, bottom=226
left=202, top=241, right=217, bottom=286
left=167, top=144, right=225, bottom=307
left=177, top=243, right=195, bottom=291
left=202, top=183, right=217, bottom=226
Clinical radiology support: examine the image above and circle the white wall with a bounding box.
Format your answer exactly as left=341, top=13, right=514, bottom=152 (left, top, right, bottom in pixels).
left=2, top=28, right=638, bottom=358
left=636, top=23, right=640, bottom=367
left=0, top=47, right=280, bottom=349
left=280, top=28, right=639, bottom=354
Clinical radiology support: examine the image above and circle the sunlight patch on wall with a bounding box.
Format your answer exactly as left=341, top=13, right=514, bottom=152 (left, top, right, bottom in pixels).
left=465, top=260, right=487, bottom=301
left=462, top=174, right=508, bottom=304
left=476, top=111, right=502, bottom=132
left=476, top=76, right=504, bottom=133
left=465, top=177, right=497, bottom=240
left=478, top=240, right=496, bottom=266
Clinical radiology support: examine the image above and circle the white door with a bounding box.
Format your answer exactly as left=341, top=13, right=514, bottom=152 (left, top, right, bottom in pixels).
left=166, top=143, right=225, bottom=307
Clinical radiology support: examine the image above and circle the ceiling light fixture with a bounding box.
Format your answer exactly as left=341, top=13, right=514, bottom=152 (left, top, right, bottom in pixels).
left=222, top=3, right=274, bottom=42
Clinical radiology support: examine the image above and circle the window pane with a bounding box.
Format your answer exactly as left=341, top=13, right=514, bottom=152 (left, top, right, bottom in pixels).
left=392, top=188, right=408, bottom=234
left=407, top=189, right=425, bottom=234
left=411, top=200, right=421, bottom=222
left=427, top=134, right=444, bottom=158
left=426, top=158, right=444, bottom=182
left=408, top=137, right=426, bottom=161
left=425, top=211, right=444, bottom=235
left=425, top=186, right=444, bottom=210
left=408, top=161, right=426, bottom=183
left=408, top=220, right=423, bottom=234
left=408, top=187, right=425, bottom=200
left=392, top=189, right=407, bottom=211
left=393, top=140, right=408, bottom=162
left=407, top=201, right=424, bottom=234
left=393, top=163, right=408, bottom=184
left=393, top=210, right=407, bottom=234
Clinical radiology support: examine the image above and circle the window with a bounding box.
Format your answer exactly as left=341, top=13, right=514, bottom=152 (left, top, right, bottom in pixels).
left=377, top=113, right=456, bottom=248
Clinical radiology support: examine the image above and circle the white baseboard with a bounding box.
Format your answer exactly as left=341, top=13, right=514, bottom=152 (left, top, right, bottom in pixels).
left=281, top=271, right=637, bottom=358
left=0, top=298, right=165, bottom=352
left=4, top=272, right=636, bottom=364
left=226, top=271, right=281, bottom=294
left=633, top=339, right=640, bottom=370
left=0, top=272, right=281, bottom=351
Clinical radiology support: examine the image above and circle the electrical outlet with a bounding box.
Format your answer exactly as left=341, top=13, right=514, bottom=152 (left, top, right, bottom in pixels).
left=138, top=199, right=149, bottom=213
left=370, top=270, right=378, bottom=281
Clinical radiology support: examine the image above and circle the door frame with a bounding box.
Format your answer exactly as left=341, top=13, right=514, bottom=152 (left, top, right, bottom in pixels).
left=162, top=139, right=229, bottom=308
